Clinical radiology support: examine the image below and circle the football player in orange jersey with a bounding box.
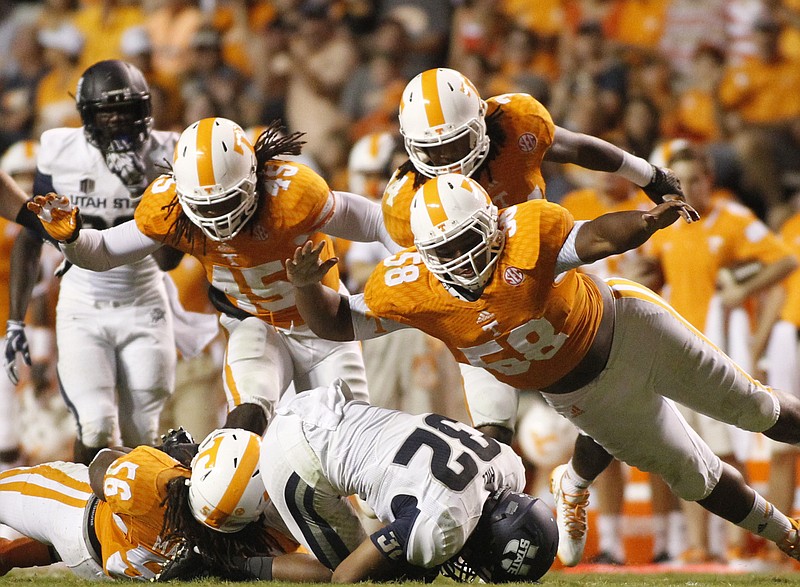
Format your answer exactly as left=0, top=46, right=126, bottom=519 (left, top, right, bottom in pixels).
left=0, top=428, right=330, bottom=581
left=383, top=67, right=687, bottom=444
left=283, top=172, right=800, bottom=568
left=27, top=117, right=401, bottom=437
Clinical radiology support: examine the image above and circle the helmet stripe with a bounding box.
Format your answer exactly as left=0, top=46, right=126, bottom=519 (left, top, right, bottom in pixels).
left=369, top=133, right=380, bottom=157
left=420, top=69, right=445, bottom=128
left=202, top=434, right=260, bottom=529
left=421, top=178, right=448, bottom=227
left=195, top=118, right=217, bottom=188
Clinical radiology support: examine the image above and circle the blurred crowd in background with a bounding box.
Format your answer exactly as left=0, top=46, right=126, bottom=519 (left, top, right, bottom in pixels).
left=4, top=0, right=800, bottom=571
left=2, top=0, right=800, bottom=224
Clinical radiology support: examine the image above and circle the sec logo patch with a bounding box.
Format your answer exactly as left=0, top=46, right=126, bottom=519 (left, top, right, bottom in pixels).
left=504, top=267, right=524, bottom=286
left=518, top=132, right=537, bottom=153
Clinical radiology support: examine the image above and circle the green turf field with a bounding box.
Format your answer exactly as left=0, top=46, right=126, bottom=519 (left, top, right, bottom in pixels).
left=6, top=569, right=800, bottom=586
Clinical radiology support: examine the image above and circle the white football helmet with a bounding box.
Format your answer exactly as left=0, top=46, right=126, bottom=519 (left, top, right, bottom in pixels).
left=648, top=138, right=691, bottom=168
left=410, top=173, right=504, bottom=292
left=399, top=68, right=489, bottom=178
left=347, top=131, right=396, bottom=199
left=173, top=117, right=258, bottom=241
left=188, top=428, right=268, bottom=533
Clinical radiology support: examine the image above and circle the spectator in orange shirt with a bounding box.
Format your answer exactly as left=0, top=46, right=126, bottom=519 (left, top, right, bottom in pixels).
left=34, top=22, right=85, bottom=134
left=719, top=15, right=800, bottom=224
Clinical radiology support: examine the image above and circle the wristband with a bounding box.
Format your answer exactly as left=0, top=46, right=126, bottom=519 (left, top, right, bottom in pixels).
left=616, top=152, right=655, bottom=187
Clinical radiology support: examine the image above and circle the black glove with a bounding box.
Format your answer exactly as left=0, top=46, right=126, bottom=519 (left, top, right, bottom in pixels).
left=642, top=166, right=685, bottom=205
left=4, top=320, right=30, bottom=385
left=156, top=428, right=198, bottom=467
left=156, top=543, right=210, bottom=582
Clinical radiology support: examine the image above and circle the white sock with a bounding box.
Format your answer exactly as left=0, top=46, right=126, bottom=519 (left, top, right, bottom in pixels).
left=564, top=461, right=592, bottom=492
left=597, top=514, right=624, bottom=559
left=651, top=514, right=667, bottom=555
left=707, top=512, right=728, bottom=559
left=667, top=511, right=687, bottom=559
left=738, top=493, right=793, bottom=544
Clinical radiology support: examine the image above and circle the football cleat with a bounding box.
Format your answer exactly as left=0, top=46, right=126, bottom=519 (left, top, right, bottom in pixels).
left=550, top=464, right=589, bottom=567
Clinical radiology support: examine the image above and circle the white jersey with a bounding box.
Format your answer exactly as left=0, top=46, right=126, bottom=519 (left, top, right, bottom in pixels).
left=264, top=382, right=525, bottom=567
left=36, top=128, right=177, bottom=304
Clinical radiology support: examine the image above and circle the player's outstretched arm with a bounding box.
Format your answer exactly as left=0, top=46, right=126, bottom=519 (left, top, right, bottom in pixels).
left=28, top=193, right=163, bottom=271
left=0, top=170, right=29, bottom=223
left=286, top=240, right=355, bottom=341
left=547, top=127, right=687, bottom=207
left=575, top=200, right=698, bottom=264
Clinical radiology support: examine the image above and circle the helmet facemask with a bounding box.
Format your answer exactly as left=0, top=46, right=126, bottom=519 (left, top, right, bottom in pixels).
left=177, top=175, right=258, bottom=241
left=414, top=199, right=503, bottom=294
left=403, top=115, right=489, bottom=179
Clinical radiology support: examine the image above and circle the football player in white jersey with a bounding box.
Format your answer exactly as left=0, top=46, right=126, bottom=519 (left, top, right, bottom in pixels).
left=260, top=379, right=558, bottom=582
left=5, top=60, right=181, bottom=464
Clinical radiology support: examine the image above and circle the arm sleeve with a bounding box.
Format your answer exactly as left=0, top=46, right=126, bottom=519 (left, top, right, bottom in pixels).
left=554, top=221, right=588, bottom=275
left=324, top=191, right=402, bottom=254
left=60, top=219, right=163, bottom=271
left=349, top=293, right=409, bottom=340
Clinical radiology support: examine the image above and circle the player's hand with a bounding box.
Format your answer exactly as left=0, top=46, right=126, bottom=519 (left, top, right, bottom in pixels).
left=642, top=166, right=699, bottom=224
left=4, top=320, right=30, bottom=385
left=26, top=193, right=82, bottom=242
left=285, top=240, right=338, bottom=288
left=643, top=200, right=700, bottom=233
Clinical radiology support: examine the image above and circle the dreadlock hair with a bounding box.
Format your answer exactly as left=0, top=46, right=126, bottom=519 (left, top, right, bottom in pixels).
left=253, top=120, right=306, bottom=193
left=161, top=120, right=306, bottom=253
left=160, top=475, right=279, bottom=575
left=402, top=105, right=507, bottom=191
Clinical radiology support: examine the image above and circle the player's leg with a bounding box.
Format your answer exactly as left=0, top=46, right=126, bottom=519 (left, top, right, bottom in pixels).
left=0, top=373, right=21, bottom=468
left=220, top=316, right=293, bottom=434
left=460, top=363, right=519, bottom=445
left=261, top=413, right=366, bottom=569
left=55, top=301, right=119, bottom=464
left=545, top=287, right=800, bottom=562
left=0, top=462, right=105, bottom=578
left=116, top=303, right=176, bottom=446
left=288, top=328, right=369, bottom=403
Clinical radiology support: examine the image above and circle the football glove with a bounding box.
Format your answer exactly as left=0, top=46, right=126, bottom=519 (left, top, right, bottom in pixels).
left=642, top=166, right=684, bottom=204
left=26, top=193, right=82, bottom=243
left=644, top=167, right=699, bottom=223
left=4, top=320, right=30, bottom=385
left=156, top=427, right=198, bottom=467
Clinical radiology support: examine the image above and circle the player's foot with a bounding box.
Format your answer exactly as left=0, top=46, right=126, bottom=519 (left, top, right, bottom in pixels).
left=590, top=550, right=624, bottom=565
left=778, top=517, right=800, bottom=561
left=550, top=464, right=589, bottom=567
left=650, top=551, right=671, bottom=564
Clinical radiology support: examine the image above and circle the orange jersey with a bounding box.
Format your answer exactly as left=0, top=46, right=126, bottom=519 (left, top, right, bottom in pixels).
left=135, top=160, right=340, bottom=329
left=779, top=213, right=800, bottom=326
left=362, top=200, right=604, bottom=390
left=644, top=198, right=793, bottom=330
left=382, top=93, right=555, bottom=247
left=94, top=446, right=189, bottom=579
